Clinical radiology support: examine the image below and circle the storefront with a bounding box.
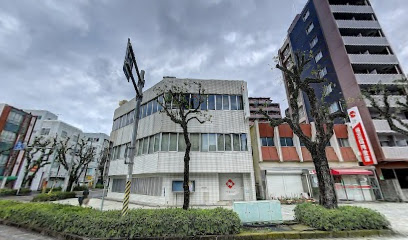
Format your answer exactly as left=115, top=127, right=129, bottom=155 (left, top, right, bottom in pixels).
left=309, top=168, right=381, bottom=201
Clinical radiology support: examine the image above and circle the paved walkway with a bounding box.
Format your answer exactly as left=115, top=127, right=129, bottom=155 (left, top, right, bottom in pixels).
left=0, top=224, right=55, bottom=240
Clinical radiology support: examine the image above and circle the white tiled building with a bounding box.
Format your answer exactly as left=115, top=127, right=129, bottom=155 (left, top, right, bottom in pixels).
left=107, top=77, right=256, bottom=206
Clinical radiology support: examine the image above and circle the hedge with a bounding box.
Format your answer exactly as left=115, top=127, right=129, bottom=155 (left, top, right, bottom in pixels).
left=294, top=203, right=390, bottom=231
left=73, top=185, right=88, bottom=191
left=0, top=188, right=31, bottom=196
left=31, top=191, right=76, bottom=202
left=44, top=187, right=62, bottom=193
left=95, top=183, right=104, bottom=189
left=0, top=200, right=241, bottom=238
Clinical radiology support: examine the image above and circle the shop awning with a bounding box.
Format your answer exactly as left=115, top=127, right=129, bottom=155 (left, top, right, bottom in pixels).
left=0, top=176, right=17, bottom=181
left=331, top=169, right=373, bottom=175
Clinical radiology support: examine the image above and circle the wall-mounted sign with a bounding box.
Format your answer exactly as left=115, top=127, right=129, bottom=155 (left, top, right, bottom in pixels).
left=347, top=107, right=377, bottom=166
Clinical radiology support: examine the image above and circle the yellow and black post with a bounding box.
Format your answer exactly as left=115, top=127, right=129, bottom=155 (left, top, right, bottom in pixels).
left=121, top=38, right=145, bottom=217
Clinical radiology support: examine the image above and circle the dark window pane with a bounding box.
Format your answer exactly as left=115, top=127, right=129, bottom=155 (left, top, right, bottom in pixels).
left=142, top=138, right=148, bottom=154
left=178, top=133, right=186, bottom=152
left=148, top=136, right=154, bottom=154
left=191, top=133, right=200, bottom=151
left=216, top=95, right=223, bottom=110
left=223, top=95, right=230, bottom=110
left=191, top=94, right=199, bottom=109
left=280, top=137, right=287, bottom=146
left=230, top=95, right=238, bottom=110
left=169, top=133, right=178, bottom=151
left=233, top=134, right=240, bottom=151
left=200, top=95, right=207, bottom=110
left=237, top=96, right=243, bottom=110
left=286, top=137, right=294, bottom=146
left=165, top=93, right=172, bottom=109
left=154, top=134, right=160, bottom=152
left=217, top=134, right=224, bottom=151
left=152, top=100, right=158, bottom=114
left=241, top=134, right=248, bottom=151
left=267, top=137, right=274, bottom=146
left=261, top=138, right=268, bottom=146
left=157, top=96, right=163, bottom=111
left=147, top=101, right=152, bottom=116
left=161, top=133, right=169, bottom=151
left=183, top=94, right=190, bottom=109
left=225, top=134, right=232, bottom=151
left=137, top=140, right=143, bottom=156
left=208, top=95, right=215, bottom=110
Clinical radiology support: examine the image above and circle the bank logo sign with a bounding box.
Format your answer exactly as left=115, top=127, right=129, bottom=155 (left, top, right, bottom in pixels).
left=347, top=107, right=377, bottom=166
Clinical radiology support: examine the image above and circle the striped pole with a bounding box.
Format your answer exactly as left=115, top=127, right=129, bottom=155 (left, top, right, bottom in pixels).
left=122, top=180, right=131, bottom=216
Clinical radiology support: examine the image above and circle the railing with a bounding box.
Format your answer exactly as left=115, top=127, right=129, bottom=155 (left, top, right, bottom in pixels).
left=348, top=54, right=399, bottom=65
left=342, top=36, right=389, bottom=46
left=364, top=95, right=407, bottom=108
left=337, top=20, right=381, bottom=29
left=330, top=5, right=374, bottom=13
left=355, top=74, right=405, bottom=84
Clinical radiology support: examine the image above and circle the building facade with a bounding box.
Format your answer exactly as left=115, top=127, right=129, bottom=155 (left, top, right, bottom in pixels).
left=248, top=97, right=281, bottom=124
left=107, top=77, right=256, bottom=206
left=0, top=104, right=36, bottom=188
left=250, top=121, right=382, bottom=202
left=279, top=0, right=408, bottom=201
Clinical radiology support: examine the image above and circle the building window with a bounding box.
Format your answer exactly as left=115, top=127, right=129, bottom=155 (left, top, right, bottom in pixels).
left=225, top=134, right=232, bottom=151
left=241, top=134, right=248, bottom=151
left=306, top=22, right=314, bottom=34
left=303, top=10, right=310, bottom=21
left=209, top=134, right=217, bottom=151
left=40, top=128, right=50, bottom=136
left=172, top=180, right=195, bottom=192
left=319, top=67, right=327, bottom=78
left=314, top=51, right=323, bottom=63
left=280, top=137, right=294, bottom=147
left=216, top=95, right=223, bottom=110
left=223, top=95, right=230, bottom=110
left=154, top=134, right=160, bottom=152
left=7, top=112, right=24, bottom=125
left=230, top=96, right=238, bottom=110
left=61, top=131, right=68, bottom=138
left=208, top=95, right=216, bottom=110
left=200, top=95, right=207, bottom=110
left=201, top=133, right=209, bottom=152
left=329, top=102, right=340, bottom=113
left=178, top=133, right=186, bottom=152
left=169, top=133, right=177, bottom=151
left=217, top=134, right=225, bottom=151
left=161, top=133, right=169, bottom=151
left=338, top=138, right=350, bottom=147
left=324, top=84, right=333, bottom=96
left=261, top=137, right=274, bottom=146
left=142, top=137, right=148, bottom=154
left=148, top=136, right=154, bottom=154
left=0, top=130, right=17, bottom=143
left=112, top=179, right=126, bottom=193
left=310, top=36, right=318, bottom=48
left=132, top=177, right=162, bottom=196
left=190, top=133, right=199, bottom=151
left=233, top=134, right=240, bottom=151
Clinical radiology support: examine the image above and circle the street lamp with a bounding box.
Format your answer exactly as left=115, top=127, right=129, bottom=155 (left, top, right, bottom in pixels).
left=120, top=38, right=145, bottom=216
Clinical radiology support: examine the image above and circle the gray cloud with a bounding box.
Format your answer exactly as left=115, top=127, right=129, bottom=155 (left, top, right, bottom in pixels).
left=0, top=0, right=407, bottom=134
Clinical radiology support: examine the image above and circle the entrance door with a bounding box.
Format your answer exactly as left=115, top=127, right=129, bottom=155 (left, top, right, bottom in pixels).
left=219, top=174, right=244, bottom=201
left=266, top=174, right=304, bottom=199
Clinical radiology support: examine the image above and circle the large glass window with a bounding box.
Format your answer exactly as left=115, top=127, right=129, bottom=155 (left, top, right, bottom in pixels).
left=306, top=22, right=314, bottom=34
left=233, top=134, right=240, bottom=151
left=152, top=100, right=158, bottom=114
left=223, top=95, right=230, bottom=110
left=338, top=138, right=350, bottom=147
left=148, top=136, right=154, bottom=154
left=137, top=140, right=142, bottom=156
left=241, top=134, right=248, bottom=151
left=216, top=95, right=223, bottom=110
left=191, top=94, right=199, bottom=109
left=209, top=134, right=216, bottom=151
left=143, top=138, right=148, bottom=154
left=178, top=133, right=186, bottom=152
left=200, top=95, right=207, bottom=110
left=225, top=134, right=232, bottom=151
left=230, top=95, right=238, bottom=110
left=154, top=134, right=160, bottom=152
left=208, top=95, right=215, bottom=110
left=169, top=133, right=177, bottom=151
left=201, top=133, right=209, bottom=152
left=157, top=96, right=163, bottom=111
left=190, top=133, right=200, bottom=151
left=161, top=133, right=169, bottom=151
left=261, top=137, right=274, bottom=146
left=183, top=94, right=190, bottom=109
left=217, top=134, right=225, bottom=151
left=237, top=96, right=243, bottom=110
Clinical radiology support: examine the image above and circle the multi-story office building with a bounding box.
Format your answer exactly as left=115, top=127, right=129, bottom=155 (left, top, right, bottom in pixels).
left=0, top=104, right=36, bottom=188
left=248, top=97, right=281, bottom=124
left=279, top=0, right=408, bottom=201
left=250, top=121, right=382, bottom=202
left=107, top=77, right=256, bottom=206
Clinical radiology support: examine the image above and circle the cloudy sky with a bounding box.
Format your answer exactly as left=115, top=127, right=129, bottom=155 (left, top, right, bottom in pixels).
left=1, top=0, right=407, bottom=134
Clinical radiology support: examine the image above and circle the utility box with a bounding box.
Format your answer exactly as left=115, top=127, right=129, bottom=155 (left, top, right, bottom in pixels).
left=233, top=200, right=283, bottom=224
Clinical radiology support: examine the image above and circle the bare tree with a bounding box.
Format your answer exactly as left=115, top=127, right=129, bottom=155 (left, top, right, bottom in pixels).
left=154, top=81, right=210, bottom=210
left=260, top=53, right=346, bottom=209
left=55, top=137, right=96, bottom=191
left=20, top=136, right=56, bottom=190
left=96, top=143, right=110, bottom=185
left=362, top=77, right=408, bottom=136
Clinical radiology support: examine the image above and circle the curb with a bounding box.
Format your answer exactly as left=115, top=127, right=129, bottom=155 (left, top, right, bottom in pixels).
left=0, top=219, right=395, bottom=240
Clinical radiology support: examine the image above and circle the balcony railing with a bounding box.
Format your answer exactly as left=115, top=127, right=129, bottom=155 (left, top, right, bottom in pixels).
left=342, top=36, right=389, bottom=46
left=382, top=147, right=408, bottom=160
left=373, top=119, right=408, bottom=133
left=365, top=95, right=407, bottom=108
left=330, top=5, right=374, bottom=14
left=355, top=74, right=405, bottom=84
left=349, top=54, right=399, bottom=65
left=337, top=20, right=381, bottom=29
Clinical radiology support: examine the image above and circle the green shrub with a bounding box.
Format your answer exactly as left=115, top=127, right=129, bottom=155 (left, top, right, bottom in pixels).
left=73, top=185, right=88, bottom=191
left=18, top=188, right=32, bottom=195
left=294, top=203, right=390, bottom=231
left=95, top=183, right=104, bottom=189
left=45, top=187, right=62, bottom=193
left=0, top=189, right=17, bottom=196
left=31, top=192, right=76, bottom=202
left=0, top=200, right=241, bottom=238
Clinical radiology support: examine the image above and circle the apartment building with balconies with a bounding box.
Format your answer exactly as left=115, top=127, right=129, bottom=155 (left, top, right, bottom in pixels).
left=248, top=97, right=281, bottom=124
left=279, top=0, right=408, bottom=201
left=107, top=77, right=256, bottom=206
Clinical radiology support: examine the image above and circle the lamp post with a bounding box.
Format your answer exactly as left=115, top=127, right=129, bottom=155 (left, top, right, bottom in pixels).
left=120, top=38, right=145, bottom=216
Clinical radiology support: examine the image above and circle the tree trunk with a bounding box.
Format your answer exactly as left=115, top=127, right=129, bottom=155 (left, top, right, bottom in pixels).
left=67, top=177, right=75, bottom=192
left=182, top=127, right=191, bottom=210
left=310, top=147, right=338, bottom=209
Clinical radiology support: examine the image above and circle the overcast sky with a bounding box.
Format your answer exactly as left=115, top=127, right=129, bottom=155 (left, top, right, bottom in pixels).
left=1, top=0, right=407, bottom=134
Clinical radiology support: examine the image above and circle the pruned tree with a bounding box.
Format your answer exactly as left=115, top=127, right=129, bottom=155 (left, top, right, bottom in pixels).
left=96, top=143, right=110, bottom=185
left=260, top=52, right=346, bottom=209
left=154, top=81, right=211, bottom=210
left=362, top=77, right=408, bottom=136
left=55, top=137, right=96, bottom=191
left=20, top=136, right=56, bottom=190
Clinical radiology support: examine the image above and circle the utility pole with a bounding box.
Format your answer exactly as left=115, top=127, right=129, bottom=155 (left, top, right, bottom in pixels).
left=121, top=38, right=145, bottom=216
